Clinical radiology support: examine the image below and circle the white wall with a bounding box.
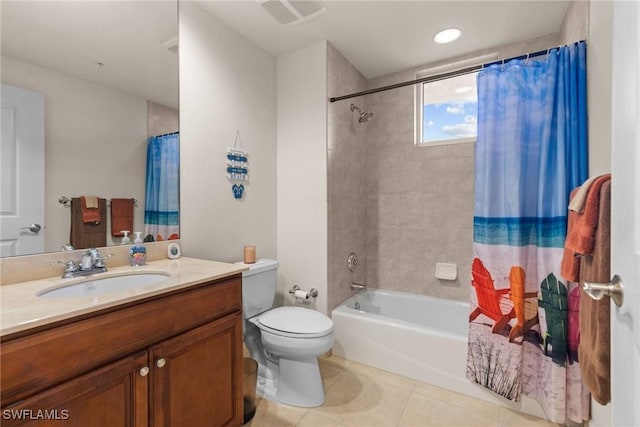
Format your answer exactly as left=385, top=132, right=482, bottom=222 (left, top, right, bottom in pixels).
left=1, top=56, right=147, bottom=252
left=276, top=42, right=328, bottom=314
left=587, top=1, right=613, bottom=177
left=178, top=1, right=277, bottom=263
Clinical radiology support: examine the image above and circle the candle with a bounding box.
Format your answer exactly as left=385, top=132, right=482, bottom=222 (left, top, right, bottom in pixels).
left=244, top=246, right=256, bottom=264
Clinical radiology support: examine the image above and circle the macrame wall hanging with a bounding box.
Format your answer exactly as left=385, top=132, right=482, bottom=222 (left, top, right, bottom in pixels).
left=227, top=130, right=249, bottom=200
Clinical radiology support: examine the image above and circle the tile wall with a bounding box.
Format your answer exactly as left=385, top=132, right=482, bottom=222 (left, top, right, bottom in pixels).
left=327, top=33, right=568, bottom=309
left=364, top=70, right=474, bottom=301
left=326, top=44, right=368, bottom=311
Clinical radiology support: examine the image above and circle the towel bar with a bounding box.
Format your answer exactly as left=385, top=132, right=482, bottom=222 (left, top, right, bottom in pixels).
left=583, top=275, right=624, bottom=307
left=58, top=196, right=137, bottom=207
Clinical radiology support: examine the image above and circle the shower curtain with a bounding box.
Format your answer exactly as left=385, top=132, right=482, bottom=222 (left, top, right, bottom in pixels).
left=466, top=42, right=588, bottom=423
left=144, top=132, right=179, bottom=242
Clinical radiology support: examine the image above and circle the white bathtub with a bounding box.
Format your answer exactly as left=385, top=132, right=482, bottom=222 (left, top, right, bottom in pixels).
left=331, top=289, right=545, bottom=418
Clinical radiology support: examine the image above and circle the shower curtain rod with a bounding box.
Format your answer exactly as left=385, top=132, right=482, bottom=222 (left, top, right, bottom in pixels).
left=329, top=46, right=557, bottom=103
left=153, top=131, right=179, bottom=138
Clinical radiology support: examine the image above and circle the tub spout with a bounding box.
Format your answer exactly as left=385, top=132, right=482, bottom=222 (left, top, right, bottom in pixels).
left=350, top=281, right=367, bottom=291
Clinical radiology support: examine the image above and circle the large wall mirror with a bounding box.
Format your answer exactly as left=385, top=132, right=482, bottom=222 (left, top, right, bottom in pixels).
left=1, top=1, right=179, bottom=257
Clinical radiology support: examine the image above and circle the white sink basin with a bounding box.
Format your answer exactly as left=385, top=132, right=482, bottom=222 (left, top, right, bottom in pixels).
left=38, top=272, right=170, bottom=298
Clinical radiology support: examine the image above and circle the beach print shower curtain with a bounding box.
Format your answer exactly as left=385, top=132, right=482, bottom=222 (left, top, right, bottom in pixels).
left=466, top=42, right=589, bottom=423
left=144, top=132, right=180, bottom=242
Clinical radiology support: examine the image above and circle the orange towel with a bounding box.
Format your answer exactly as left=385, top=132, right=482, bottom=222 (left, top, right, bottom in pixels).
left=110, top=198, right=135, bottom=237
left=80, top=196, right=101, bottom=224
left=561, top=174, right=611, bottom=282
left=561, top=188, right=582, bottom=282
left=565, top=174, right=611, bottom=255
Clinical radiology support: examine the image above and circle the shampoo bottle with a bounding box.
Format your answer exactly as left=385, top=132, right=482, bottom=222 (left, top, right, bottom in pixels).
left=129, top=232, right=146, bottom=266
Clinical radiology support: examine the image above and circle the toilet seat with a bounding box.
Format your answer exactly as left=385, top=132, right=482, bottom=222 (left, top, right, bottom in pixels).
left=254, top=306, right=333, bottom=338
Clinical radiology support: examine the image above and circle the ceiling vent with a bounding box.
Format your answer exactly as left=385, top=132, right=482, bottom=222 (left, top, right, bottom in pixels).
left=258, top=0, right=325, bottom=26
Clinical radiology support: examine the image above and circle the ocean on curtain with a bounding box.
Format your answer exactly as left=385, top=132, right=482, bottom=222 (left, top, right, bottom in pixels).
left=466, top=42, right=588, bottom=423
left=144, top=132, right=179, bottom=242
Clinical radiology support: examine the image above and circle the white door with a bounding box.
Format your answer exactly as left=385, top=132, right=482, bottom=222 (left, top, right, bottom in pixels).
left=611, top=1, right=640, bottom=426
left=0, top=84, right=45, bottom=256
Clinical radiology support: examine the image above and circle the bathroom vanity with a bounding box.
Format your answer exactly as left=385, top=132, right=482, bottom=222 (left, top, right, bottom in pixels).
left=0, top=258, right=246, bottom=427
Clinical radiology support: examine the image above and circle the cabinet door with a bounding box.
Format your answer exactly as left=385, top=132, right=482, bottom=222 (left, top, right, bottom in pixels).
left=1, top=352, right=148, bottom=427
left=150, top=312, right=243, bottom=427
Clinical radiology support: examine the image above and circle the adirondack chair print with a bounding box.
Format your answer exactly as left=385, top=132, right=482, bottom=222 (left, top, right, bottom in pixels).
left=507, top=266, right=539, bottom=343
left=567, top=285, right=581, bottom=364
left=469, top=257, right=515, bottom=334
left=538, top=273, right=568, bottom=366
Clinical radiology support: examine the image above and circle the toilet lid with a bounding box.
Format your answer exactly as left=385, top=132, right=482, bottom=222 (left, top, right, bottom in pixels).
left=258, top=306, right=333, bottom=336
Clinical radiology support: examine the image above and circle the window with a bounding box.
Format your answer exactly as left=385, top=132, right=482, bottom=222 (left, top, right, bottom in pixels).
left=417, top=71, right=478, bottom=146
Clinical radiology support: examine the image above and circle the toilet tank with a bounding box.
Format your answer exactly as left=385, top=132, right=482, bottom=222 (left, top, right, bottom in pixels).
left=239, top=259, right=279, bottom=319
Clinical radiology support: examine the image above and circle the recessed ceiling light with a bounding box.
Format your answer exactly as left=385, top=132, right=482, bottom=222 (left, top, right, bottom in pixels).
left=434, top=28, right=461, bottom=44
left=455, top=86, right=472, bottom=94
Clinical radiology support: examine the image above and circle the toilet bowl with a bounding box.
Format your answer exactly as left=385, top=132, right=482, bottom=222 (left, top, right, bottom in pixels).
left=245, top=306, right=335, bottom=407
left=239, top=259, right=335, bottom=408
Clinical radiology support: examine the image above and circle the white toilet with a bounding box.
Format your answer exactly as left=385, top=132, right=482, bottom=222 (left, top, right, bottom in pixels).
left=240, top=259, right=335, bottom=407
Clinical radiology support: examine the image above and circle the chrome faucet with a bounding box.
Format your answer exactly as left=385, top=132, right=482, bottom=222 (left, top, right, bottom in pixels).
left=56, top=248, right=109, bottom=278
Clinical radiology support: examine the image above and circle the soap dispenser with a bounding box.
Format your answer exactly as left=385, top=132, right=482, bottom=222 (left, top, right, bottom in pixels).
left=121, top=230, right=130, bottom=245
left=129, top=232, right=146, bottom=266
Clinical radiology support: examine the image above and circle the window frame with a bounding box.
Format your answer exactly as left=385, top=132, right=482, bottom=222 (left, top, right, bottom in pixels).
left=414, top=53, right=497, bottom=147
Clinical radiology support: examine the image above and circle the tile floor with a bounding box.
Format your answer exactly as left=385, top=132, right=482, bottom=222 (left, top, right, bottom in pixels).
left=245, top=355, right=558, bottom=427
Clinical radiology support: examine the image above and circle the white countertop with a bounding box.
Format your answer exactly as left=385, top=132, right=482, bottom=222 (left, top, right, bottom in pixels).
left=0, top=257, right=247, bottom=337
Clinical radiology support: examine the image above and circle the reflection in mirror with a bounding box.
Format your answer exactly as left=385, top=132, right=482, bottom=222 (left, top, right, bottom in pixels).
left=0, top=1, right=179, bottom=257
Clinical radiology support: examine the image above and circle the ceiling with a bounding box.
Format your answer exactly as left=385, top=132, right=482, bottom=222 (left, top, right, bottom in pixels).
left=1, top=1, right=179, bottom=109
left=1, top=1, right=570, bottom=105
left=196, top=0, right=571, bottom=79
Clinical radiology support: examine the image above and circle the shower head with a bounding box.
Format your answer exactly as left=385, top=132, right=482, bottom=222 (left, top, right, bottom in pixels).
left=359, top=109, right=373, bottom=124
left=350, top=103, right=373, bottom=124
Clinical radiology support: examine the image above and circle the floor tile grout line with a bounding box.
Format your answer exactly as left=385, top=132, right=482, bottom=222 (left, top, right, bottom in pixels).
left=395, top=381, right=417, bottom=427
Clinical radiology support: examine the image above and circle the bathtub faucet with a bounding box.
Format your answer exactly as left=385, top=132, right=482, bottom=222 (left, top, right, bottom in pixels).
left=350, top=281, right=367, bottom=291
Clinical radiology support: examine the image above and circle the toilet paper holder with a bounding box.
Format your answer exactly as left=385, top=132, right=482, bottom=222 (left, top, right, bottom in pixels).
left=288, top=284, right=318, bottom=299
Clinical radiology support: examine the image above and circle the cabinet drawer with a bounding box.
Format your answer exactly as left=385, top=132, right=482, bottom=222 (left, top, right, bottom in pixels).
left=1, top=275, right=241, bottom=405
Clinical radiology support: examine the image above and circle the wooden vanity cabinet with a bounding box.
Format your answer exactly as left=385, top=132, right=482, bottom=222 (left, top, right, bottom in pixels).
left=150, top=313, right=239, bottom=427
left=0, top=275, right=244, bottom=427
left=0, top=351, right=149, bottom=427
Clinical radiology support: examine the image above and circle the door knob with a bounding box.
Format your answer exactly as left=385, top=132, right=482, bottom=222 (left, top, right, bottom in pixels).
left=156, top=358, right=166, bottom=368
left=21, top=224, right=42, bottom=233
left=139, top=366, right=150, bottom=377
left=583, top=275, right=624, bottom=307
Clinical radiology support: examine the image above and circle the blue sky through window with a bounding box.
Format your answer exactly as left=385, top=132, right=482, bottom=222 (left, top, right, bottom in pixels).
left=421, top=71, right=478, bottom=144
left=423, top=101, right=478, bottom=142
